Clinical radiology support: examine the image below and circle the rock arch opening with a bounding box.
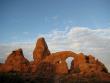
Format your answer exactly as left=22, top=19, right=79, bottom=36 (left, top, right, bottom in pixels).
left=65, top=57, right=74, bottom=70
left=56, top=60, right=62, bottom=64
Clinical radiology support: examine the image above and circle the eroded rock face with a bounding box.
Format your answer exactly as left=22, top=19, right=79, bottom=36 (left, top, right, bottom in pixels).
left=73, top=53, right=86, bottom=69
left=1, top=49, right=30, bottom=73
left=33, top=37, right=50, bottom=62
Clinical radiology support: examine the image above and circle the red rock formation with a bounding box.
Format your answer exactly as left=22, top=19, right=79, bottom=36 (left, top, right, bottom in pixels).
left=70, top=53, right=108, bottom=76
left=55, top=60, right=68, bottom=74
left=43, top=51, right=76, bottom=63
left=31, top=37, right=51, bottom=73
left=73, top=53, right=86, bottom=69
left=88, top=55, right=96, bottom=64
left=0, top=37, right=110, bottom=81
left=0, top=49, right=30, bottom=73
left=36, top=62, right=55, bottom=78
left=33, top=37, right=50, bottom=62
left=0, top=63, right=13, bottom=73
left=43, top=51, right=77, bottom=74
left=29, top=61, right=40, bottom=73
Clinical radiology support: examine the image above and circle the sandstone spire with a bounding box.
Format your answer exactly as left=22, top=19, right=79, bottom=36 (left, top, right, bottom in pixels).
left=33, top=37, right=50, bottom=62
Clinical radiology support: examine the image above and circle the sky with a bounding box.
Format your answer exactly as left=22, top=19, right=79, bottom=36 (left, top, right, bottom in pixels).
left=0, top=0, right=110, bottom=71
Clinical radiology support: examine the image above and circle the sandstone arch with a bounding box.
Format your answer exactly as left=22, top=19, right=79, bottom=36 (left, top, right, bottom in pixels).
left=44, top=51, right=77, bottom=63
left=42, top=51, right=77, bottom=74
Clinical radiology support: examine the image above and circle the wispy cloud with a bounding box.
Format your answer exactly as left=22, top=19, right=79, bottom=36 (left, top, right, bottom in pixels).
left=0, top=27, right=110, bottom=71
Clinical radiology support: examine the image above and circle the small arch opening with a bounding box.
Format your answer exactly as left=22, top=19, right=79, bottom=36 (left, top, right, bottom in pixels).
left=56, top=60, right=62, bottom=64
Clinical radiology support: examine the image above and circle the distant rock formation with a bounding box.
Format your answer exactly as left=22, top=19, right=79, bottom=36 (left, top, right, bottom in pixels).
left=0, top=37, right=110, bottom=81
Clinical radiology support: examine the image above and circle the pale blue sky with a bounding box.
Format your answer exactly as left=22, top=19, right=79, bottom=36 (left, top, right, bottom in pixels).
left=0, top=0, right=110, bottom=43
